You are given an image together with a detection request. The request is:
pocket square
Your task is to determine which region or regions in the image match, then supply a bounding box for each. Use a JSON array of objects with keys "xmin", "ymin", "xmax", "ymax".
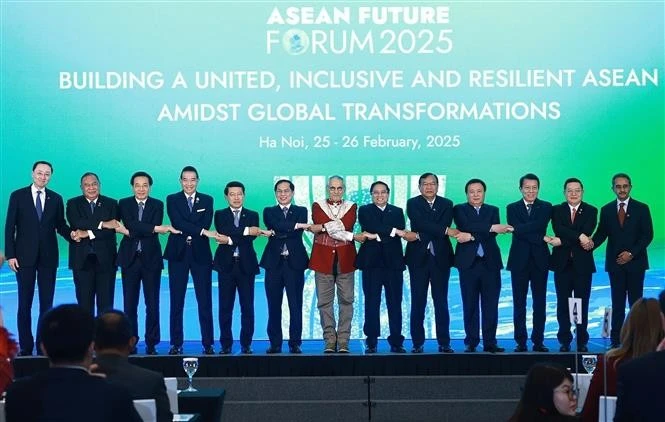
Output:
[{"xmin": 196, "ymin": 208, "xmax": 206, "ymax": 213}]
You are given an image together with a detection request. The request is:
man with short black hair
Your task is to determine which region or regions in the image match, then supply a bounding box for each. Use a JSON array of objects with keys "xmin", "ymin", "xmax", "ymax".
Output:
[
  {"xmin": 591, "ymin": 173, "xmax": 654, "ymax": 347},
  {"xmin": 92, "ymin": 310, "xmax": 173, "ymax": 422},
  {"xmin": 4, "ymin": 304, "xmax": 141, "ymax": 422},
  {"xmin": 547, "ymin": 177, "xmax": 597, "ymax": 353},
  {"xmin": 164, "ymin": 166, "xmax": 216, "ymax": 355},
  {"xmin": 507, "ymin": 173, "xmax": 552, "ymax": 353},
  {"xmin": 213, "ymin": 181, "xmax": 261, "ymax": 354},
  {"xmin": 453, "ymin": 179, "xmax": 512, "ymax": 353},
  {"xmin": 5, "ymin": 161, "xmax": 72, "ymax": 356},
  {"xmin": 260, "ymin": 179, "xmax": 310, "ymax": 354},
  {"xmin": 117, "ymin": 171, "xmax": 180, "ymax": 355}
]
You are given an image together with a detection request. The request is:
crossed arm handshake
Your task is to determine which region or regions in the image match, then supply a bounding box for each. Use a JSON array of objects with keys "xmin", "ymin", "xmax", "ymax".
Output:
[
  {"xmin": 69, "ymin": 219, "xmax": 181, "ymax": 242},
  {"xmin": 543, "ymin": 233, "xmax": 593, "ymax": 250}
]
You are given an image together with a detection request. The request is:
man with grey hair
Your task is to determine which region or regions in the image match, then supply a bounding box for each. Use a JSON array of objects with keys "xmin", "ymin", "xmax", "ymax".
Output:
[{"xmin": 308, "ymin": 176, "xmax": 365, "ymax": 353}]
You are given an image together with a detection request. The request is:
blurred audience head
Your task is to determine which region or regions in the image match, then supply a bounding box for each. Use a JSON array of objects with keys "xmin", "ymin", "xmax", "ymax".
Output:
[
  {"xmin": 607, "ymin": 297, "xmax": 664, "ymax": 364},
  {"xmin": 94, "ymin": 310, "xmax": 136, "ymax": 355},
  {"xmin": 509, "ymin": 362, "xmax": 577, "ymax": 421},
  {"xmin": 38, "ymin": 304, "xmax": 94, "ymax": 366}
]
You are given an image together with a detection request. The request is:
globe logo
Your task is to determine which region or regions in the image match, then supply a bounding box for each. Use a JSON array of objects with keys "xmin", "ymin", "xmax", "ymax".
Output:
[{"xmin": 282, "ymin": 29, "xmax": 309, "ymax": 55}]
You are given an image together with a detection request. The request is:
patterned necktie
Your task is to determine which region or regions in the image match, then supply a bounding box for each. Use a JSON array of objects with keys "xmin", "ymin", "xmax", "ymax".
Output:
[
  {"xmin": 618, "ymin": 202, "xmax": 626, "ymax": 227},
  {"xmin": 187, "ymin": 196, "xmax": 193, "ymax": 212},
  {"xmin": 90, "ymin": 200, "xmax": 95, "ymax": 215},
  {"xmin": 427, "ymin": 201, "xmax": 435, "ymax": 255},
  {"xmin": 233, "ymin": 209, "xmax": 240, "ymax": 256},
  {"xmin": 475, "ymin": 207, "xmax": 484, "ymax": 257},
  {"xmin": 35, "ymin": 190, "xmax": 43, "ymax": 221},
  {"xmin": 526, "ymin": 203, "xmax": 532, "ymax": 216},
  {"xmin": 137, "ymin": 201, "xmax": 144, "ymax": 252},
  {"xmin": 571, "ymin": 207, "xmax": 577, "ymax": 223},
  {"xmin": 281, "ymin": 207, "xmax": 289, "ymax": 254}
]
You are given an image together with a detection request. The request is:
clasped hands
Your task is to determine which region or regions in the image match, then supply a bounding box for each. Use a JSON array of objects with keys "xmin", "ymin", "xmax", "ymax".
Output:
[{"xmin": 543, "ymin": 233, "xmax": 597, "ymax": 251}]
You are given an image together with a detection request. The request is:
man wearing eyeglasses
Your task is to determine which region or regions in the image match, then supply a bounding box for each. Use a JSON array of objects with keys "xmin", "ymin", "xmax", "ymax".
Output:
[
  {"xmin": 260, "ymin": 180, "xmax": 310, "ymax": 354},
  {"xmin": 308, "ymin": 176, "xmax": 364, "ymax": 353},
  {"xmin": 546, "ymin": 177, "xmax": 597, "ymax": 353},
  {"xmin": 506, "ymin": 173, "xmax": 552, "ymax": 353},
  {"xmin": 590, "ymin": 173, "xmax": 653, "ymax": 348},
  {"xmin": 355, "ymin": 181, "xmax": 407, "ymax": 353}
]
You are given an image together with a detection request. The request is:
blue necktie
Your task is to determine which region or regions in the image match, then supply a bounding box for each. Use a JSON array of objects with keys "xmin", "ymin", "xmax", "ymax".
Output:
[
  {"xmin": 137, "ymin": 201, "xmax": 144, "ymax": 252},
  {"xmin": 526, "ymin": 203, "xmax": 532, "ymax": 216},
  {"xmin": 475, "ymin": 207, "xmax": 484, "ymax": 257},
  {"xmin": 35, "ymin": 191, "xmax": 43, "ymax": 221},
  {"xmin": 90, "ymin": 200, "xmax": 95, "ymax": 214},
  {"xmin": 427, "ymin": 201, "xmax": 435, "ymax": 256},
  {"xmin": 187, "ymin": 196, "xmax": 193, "ymax": 212}
]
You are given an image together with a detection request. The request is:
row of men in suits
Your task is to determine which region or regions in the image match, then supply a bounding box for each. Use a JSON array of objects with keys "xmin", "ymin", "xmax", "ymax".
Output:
[{"xmin": 4, "ymin": 162, "xmax": 653, "ymax": 355}]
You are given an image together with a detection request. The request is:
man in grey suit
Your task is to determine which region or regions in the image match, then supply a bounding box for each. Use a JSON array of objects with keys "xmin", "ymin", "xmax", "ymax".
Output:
[{"xmin": 92, "ymin": 310, "xmax": 173, "ymax": 422}]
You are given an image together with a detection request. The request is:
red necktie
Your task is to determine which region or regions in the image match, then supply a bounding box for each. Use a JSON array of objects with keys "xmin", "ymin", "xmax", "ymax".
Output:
[
  {"xmin": 618, "ymin": 202, "xmax": 626, "ymax": 227},
  {"xmin": 571, "ymin": 207, "xmax": 577, "ymax": 223}
]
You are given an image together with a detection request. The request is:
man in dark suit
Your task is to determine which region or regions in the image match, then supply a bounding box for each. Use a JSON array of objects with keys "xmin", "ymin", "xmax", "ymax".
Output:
[
  {"xmin": 404, "ymin": 173, "xmax": 457, "ymax": 353},
  {"xmin": 546, "ymin": 177, "xmax": 597, "ymax": 352},
  {"xmin": 67, "ymin": 172, "xmax": 120, "ymax": 316},
  {"xmin": 4, "ymin": 304, "xmax": 141, "ymax": 422},
  {"xmin": 117, "ymin": 171, "xmax": 180, "ymax": 355},
  {"xmin": 614, "ymin": 289, "xmax": 665, "ymax": 422},
  {"xmin": 453, "ymin": 179, "xmax": 512, "ymax": 353},
  {"xmin": 260, "ymin": 179, "xmax": 310, "ymax": 354},
  {"xmin": 93, "ymin": 310, "xmax": 173, "ymax": 422},
  {"xmin": 506, "ymin": 173, "xmax": 552, "ymax": 353},
  {"xmin": 590, "ymin": 173, "xmax": 654, "ymax": 347},
  {"xmin": 356, "ymin": 181, "xmax": 407, "ymax": 353},
  {"xmin": 213, "ymin": 181, "xmax": 261, "ymax": 354},
  {"xmin": 4, "ymin": 161, "xmax": 72, "ymax": 356},
  {"xmin": 163, "ymin": 166, "xmax": 216, "ymax": 355}
]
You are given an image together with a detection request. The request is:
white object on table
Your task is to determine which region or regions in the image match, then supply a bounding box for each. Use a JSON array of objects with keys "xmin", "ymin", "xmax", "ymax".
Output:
[
  {"xmin": 133, "ymin": 399, "xmax": 157, "ymax": 422},
  {"xmin": 572, "ymin": 373, "xmax": 593, "ymax": 408},
  {"xmin": 598, "ymin": 395, "xmax": 617, "ymax": 422},
  {"xmin": 164, "ymin": 377, "xmax": 179, "ymax": 414}
]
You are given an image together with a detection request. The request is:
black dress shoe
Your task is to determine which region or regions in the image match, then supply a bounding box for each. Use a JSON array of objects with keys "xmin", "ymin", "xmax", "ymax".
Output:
[
  {"xmin": 411, "ymin": 345, "xmax": 424, "ymax": 353},
  {"xmin": 266, "ymin": 346, "xmax": 282, "ymax": 354},
  {"xmin": 365, "ymin": 345, "xmax": 377, "ymax": 354},
  {"xmin": 390, "ymin": 345, "xmax": 406, "ymax": 353},
  {"xmin": 146, "ymin": 346, "xmax": 158, "ymax": 355},
  {"xmin": 168, "ymin": 345, "xmax": 183, "ymax": 355},
  {"xmin": 289, "ymin": 345, "xmax": 302, "ymax": 354},
  {"xmin": 483, "ymin": 345, "xmax": 505, "ymax": 353},
  {"xmin": 464, "ymin": 345, "xmax": 476, "ymax": 353},
  {"xmin": 578, "ymin": 345, "xmax": 589, "ymax": 353},
  {"xmin": 202, "ymin": 346, "xmax": 215, "ymax": 355},
  {"xmin": 610, "ymin": 342, "xmax": 620, "ymax": 349},
  {"xmin": 219, "ymin": 347, "xmax": 232, "ymax": 355},
  {"xmin": 514, "ymin": 344, "xmax": 528, "ymax": 352},
  {"xmin": 532, "ymin": 344, "xmax": 549, "ymax": 353},
  {"xmin": 559, "ymin": 344, "xmax": 571, "ymax": 353},
  {"xmin": 17, "ymin": 349, "xmax": 32, "ymax": 357},
  {"xmin": 438, "ymin": 345, "xmax": 454, "ymax": 353},
  {"xmin": 241, "ymin": 346, "xmax": 253, "ymax": 354}
]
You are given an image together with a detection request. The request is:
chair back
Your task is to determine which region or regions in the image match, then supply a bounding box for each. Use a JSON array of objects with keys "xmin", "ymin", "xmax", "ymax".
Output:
[
  {"xmin": 164, "ymin": 377, "xmax": 179, "ymax": 414},
  {"xmin": 133, "ymin": 398, "xmax": 157, "ymax": 422}
]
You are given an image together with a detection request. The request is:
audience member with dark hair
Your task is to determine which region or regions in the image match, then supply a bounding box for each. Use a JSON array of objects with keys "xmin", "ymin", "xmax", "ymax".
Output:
[
  {"xmin": 580, "ymin": 297, "xmax": 664, "ymax": 422},
  {"xmin": 92, "ymin": 310, "xmax": 173, "ymax": 422},
  {"xmin": 508, "ymin": 362, "xmax": 579, "ymax": 421},
  {"xmin": 4, "ymin": 304, "xmax": 141, "ymax": 422},
  {"xmin": 615, "ymin": 289, "xmax": 665, "ymax": 421}
]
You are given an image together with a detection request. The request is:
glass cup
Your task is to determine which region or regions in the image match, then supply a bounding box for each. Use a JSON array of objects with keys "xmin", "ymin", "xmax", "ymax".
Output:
[
  {"xmin": 182, "ymin": 357, "xmax": 199, "ymax": 392},
  {"xmin": 582, "ymin": 354, "xmax": 597, "ymax": 375}
]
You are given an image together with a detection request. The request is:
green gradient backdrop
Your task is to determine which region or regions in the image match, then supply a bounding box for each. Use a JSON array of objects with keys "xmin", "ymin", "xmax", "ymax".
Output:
[{"xmin": 1, "ymin": 1, "xmax": 663, "ymax": 342}]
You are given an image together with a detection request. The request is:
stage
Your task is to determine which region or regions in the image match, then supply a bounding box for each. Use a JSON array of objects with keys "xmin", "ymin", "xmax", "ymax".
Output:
[{"xmin": 13, "ymin": 338, "xmax": 604, "ymax": 379}]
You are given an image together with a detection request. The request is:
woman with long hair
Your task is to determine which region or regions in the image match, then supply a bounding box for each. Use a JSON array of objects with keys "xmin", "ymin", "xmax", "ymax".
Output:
[
  {"xmin": 580, "ymin": 297, "xmax": 664, "ymax": 422},
  {"xmin": 509, "ymin": 362, "xmax": 579, "ymax": 421}
]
